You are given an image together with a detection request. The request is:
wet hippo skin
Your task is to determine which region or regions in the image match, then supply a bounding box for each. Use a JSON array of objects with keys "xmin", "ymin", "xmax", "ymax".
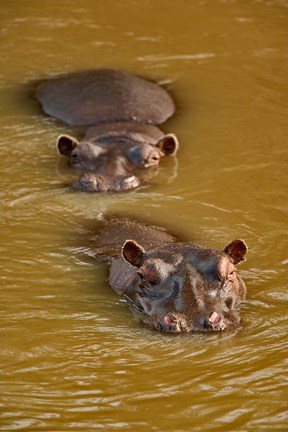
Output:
[
  {"xmin": 36, "ymin": 69, "xmax": 178, "ymax": 192},
  {"xmin": 93, "ymin": 218, "xmax": 248, "ymax": 333}
]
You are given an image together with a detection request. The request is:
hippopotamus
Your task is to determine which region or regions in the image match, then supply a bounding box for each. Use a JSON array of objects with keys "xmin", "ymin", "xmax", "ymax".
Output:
[
  {"xmin": 36, "ymin": 69, "xmax": 178, "ymax": 192},
  {"xmin": 93, "ymin": 218, "xmax": 248, "ymax": 333}
]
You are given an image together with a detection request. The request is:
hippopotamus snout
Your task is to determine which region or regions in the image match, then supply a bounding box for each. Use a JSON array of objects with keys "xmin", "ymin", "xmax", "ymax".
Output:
[
  {"xmin": 72, "ymin": 172, "xmax": 140, "ymax": 192},
  {"xmin": 159, "ymin": 311, "xmax": 228, "ymax": 333},
  {"xmin": 134, "ymin": 301, "xmax": 236, "ymax": 334},
  {"xmin": 141, "ymin": 303, "xmax": 240, "ymax": 334}
]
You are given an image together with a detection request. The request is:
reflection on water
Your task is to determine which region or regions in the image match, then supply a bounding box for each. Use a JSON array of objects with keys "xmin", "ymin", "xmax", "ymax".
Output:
[
  {"xmin": 0, "ymin": 0, "xmax": 288, "ymax": 431},
  {"xmin": 137, "ymin": 53, "xmax": 216, "ymax": 61}
]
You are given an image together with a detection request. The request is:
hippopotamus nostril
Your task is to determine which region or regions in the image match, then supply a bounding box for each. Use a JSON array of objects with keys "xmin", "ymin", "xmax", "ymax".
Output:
[
  {"xmin": 161, "ymin": 313, "xmax": 189, "ymax": 333},
  {"xmin": 72, "ymin": 172, "xmax": 101, "ymax": 192},
  {"xmin": 121, "ymin": 175, "xmax": 140, "ymax": 190},
  {"xmin": 163, "ymin": 313, "xmax": 175, "ymax": 326},
  {"xmin": 209, "ymin": 311, "xmax": 221, "ymax": 324},
  {"xmin": 204, "ymin": 312, "xmax": 227, "ymax": 331}
]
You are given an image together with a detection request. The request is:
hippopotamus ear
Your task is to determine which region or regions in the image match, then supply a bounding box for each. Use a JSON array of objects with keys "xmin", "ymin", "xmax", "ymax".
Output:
[
  {"xmin": 57, "ymin": 134, "xmax": 79, "ymax": 156},
  {"xmin": 122, "ymin": 240, "xmax": 146, "ymax": 267},
  {"xmin": 156, "ymin": 134, "xmax": 179, "ymax": 156},
  {"xmin": 224, "ymin": 239, "xmax": 248, "ymax": 264}
]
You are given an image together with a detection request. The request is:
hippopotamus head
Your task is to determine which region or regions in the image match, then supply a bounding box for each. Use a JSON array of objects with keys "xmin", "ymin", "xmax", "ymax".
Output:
[
  {"xmin": 111, "ymin": 238, "xmax": 248, "ymax": 333},
  {"xmin": 56, "ymin": 124, "xmax": 178, "ymax": 192}
]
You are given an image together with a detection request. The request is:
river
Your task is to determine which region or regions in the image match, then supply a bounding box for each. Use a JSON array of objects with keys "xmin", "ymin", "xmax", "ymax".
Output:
[{"xmin": 0, "ymin": 1, "xmax": 287, "ymax": 431}]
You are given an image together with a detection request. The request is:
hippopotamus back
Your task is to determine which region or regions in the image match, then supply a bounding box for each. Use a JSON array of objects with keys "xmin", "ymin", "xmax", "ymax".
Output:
[{"xmin": 36, "ymin": 69, "xmax": 175, "ymax": 127}]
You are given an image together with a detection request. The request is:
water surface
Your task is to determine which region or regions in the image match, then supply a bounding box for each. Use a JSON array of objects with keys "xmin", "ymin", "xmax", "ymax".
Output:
[{"xmin": 0, "ymin": 1, "xmax": 287, "ymax": 431}]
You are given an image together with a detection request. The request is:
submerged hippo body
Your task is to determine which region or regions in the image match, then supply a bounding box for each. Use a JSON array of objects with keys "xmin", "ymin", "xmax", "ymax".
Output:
[
  {"xmin": 93, "ymin": 219, "xmax": 248, "ymax": 333},
  {"xmin": 36, "ymin": 69, "xmax": 178, "ymax": 192}
]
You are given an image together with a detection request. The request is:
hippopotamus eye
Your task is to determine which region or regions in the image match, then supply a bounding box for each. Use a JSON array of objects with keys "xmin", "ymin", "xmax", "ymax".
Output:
[
  {"xmin": 137, "ymin": 270, "xmax": 144, "ymax": 280},
  {"xmin": 228, "ymin": 271, "xmax": 236, "ymax": 282},
  {"xmin": 151, "ymin": 154, "xmax": 160, "ymax": 162},
  {"xmin": 136, "ymin": 265, "xmax": 160, "ymax": 285},
  {"xmin": 218, "ymin": 258, "xmax": 237, "ymax": 284},
  {"xmin": 136, "ymin": 271, "xmax": 149, "ymax": 289}
]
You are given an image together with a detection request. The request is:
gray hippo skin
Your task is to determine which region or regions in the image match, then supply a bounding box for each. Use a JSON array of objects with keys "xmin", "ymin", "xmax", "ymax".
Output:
[
  {"xmin": 36, "ymin": 69, "xmax": 178, "ymax": 192},
  {"xmin": 93, "ymin": 219, "xmax": 248, "ymax": 333}
]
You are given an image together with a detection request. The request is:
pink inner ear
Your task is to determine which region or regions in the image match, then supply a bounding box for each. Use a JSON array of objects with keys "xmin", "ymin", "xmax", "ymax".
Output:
[
  {"xmin": 122, "ymin": 240, "xmax": 145, "ymax": 267},
  {"xmin": 57, "ymin": 135, "xmax": 78, "ymax": 156},
  {"xmin": 162, "ymin": 136, "xmax": 175, "ymax": 154},
  {"xmin": 157, "ymin": 134, "xmax": 178, "ymax": 155},
  {"xmin": 224, "ymin": 239, "xmax": 248, "ymax": 264}
]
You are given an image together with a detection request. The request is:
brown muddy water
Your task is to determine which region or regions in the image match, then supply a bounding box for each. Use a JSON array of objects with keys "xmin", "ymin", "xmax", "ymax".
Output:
[{"xmin": 0, "ymin": 1, "xmax": 287, "ymax": 431}]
